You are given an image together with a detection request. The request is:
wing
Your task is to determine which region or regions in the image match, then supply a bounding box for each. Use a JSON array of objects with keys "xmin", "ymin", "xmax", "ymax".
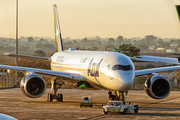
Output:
[
  {"xmin": 3, "ymin": 53, "xmax": 51, "ymax": 62},
  {"xmin": 0, "ymin": 64, "xmax": 80, "ymax": 84},
  {"xmin": 135, "ymin": 66, "xmax": 180, "ymax": 76},
  {"xmin": 129, "ymin": 55, "xmax": 180, "ymax": 64}
]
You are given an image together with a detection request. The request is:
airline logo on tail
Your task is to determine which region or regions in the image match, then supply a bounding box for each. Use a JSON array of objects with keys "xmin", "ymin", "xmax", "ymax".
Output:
[
  {"xmin": 55, "ymin": 27, "xmax": 58, "ymax": 51},
  {"xmin": 176, "ymin": 5, "xmax": 180, "ymax": 21},
  {"xmin": 53, "ymin": 4, "xmax": 64, "ymax": 52}
]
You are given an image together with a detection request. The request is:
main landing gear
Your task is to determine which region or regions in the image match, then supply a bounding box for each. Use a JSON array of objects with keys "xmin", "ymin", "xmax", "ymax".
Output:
[{"xmin": 47, "ymin": 78, "xmax": 64, "ymax": 102}]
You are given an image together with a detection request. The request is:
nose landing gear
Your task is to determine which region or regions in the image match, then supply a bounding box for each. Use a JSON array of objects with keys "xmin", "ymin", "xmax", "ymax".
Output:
[{"xmin": 108, "ymin": 90, "xmax": 127, "ymax": 102}]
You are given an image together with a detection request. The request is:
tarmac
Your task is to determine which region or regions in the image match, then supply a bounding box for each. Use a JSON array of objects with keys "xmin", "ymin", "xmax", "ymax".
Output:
[{"xmin": 0, "ymin": 88, "xmax": 180, "ymax": 120}]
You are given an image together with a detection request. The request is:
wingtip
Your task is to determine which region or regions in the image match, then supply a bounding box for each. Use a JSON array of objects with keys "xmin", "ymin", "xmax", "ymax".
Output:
[{"xmin": 3, "ymin": 53, "xmax": 11, "ymax": 56}]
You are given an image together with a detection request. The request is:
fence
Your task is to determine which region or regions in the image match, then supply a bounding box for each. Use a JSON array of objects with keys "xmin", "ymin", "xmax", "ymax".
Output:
[{"xmin": 0, "ymin": 72, "xmax": 15, "ymax": 88}]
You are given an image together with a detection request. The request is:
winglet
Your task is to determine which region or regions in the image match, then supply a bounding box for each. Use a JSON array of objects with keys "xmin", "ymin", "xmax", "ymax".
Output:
[
  {"xmin": 114, "ymin": 47, "xmax": 120, "ymax": 53},
  {"xmin": 53, "ymin": 4, "xmax": 64, "ymax": 52}
]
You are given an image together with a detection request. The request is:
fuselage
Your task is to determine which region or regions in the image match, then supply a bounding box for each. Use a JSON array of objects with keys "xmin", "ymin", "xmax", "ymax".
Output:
[{"xmin": 50, "ymin": 50, "xmax": 135, "ymax": 91}]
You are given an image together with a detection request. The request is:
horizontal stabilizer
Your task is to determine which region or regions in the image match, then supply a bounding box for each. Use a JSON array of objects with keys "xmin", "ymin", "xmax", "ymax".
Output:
[{"xmin": 3, "ymin": 53, "xmax": 51, "ymax": 62}]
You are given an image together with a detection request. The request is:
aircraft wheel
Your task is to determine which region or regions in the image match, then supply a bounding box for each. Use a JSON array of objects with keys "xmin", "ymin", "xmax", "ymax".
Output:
[
  {"xmin": 134, "ymin": 105, "xmax": 139, "ymax": 113},
  {"xmin": 49, "ymin": 94, "xmax": 53, "ymax": 102},
  {"xmin": 57, "ymin": 94, "xmax": 63, "ymax": 102},
  {"xmin": 123, "ymin": 108, "xmax": 128, "ymax": 114},
  {"xmin": 103, "ymin": 109, "xmax": 108, "ymax": 114},
  {"xmin": 60, "ymin": 94, "xmax": 63, "ymax": 102}
]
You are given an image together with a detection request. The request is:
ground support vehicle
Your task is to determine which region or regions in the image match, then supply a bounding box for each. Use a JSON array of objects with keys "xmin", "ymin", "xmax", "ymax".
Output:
[
  {"xmin": 103, "ymin": 101, "xmax": 139, "ymax": 114},
  {"xmin": 80, "ymin": 96, "xmax": 92, "ymax": 108}
]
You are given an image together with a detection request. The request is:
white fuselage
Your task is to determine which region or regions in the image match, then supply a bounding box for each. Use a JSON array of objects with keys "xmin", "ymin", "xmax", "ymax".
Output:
[{"xmin": 50, "ymin": 50, "xmax": 135, "ymax": 91}]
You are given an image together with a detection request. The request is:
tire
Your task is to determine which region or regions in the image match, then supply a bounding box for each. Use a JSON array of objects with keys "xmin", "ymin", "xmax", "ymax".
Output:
[
  {"xmin": 57, "ymin": 94, "xmax": 63, "ymax": 102},
  {"xmin": 60, "ymin": 94, "xmax": 63, "ymax": 102},
  {"xmin": 50, "ymin": 94, "xmax": 53, "ymax": 102},
  {"xmin": 57, "ymin": 94, "xmax": 60, "ymax": 102},
  {"xmin": 134, "ymin": 105, "xmax": 139, "ymax": 113},
  {"xmin": 134, "ymin": 109, "xmax": 138, "ymax": 113},
  {"xmin": 123, "ymin": 109, "xmax": 127, "ymax": 114},
  {"xmin": 103, "ymin": 109, "xmax": 108, "ymax": 114}
]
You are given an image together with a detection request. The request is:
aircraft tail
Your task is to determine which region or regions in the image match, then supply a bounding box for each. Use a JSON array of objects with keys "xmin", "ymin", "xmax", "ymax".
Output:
[
  {"xmin": 176, "ymin": 5, "xmax": 180, "ymax": 21},
  {"xmin": 53, "ymin": 4, "xmax": 64, "ymax": 52}
]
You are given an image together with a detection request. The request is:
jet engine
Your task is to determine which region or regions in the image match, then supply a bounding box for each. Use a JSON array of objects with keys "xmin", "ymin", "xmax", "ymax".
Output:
[
  {"xmin": 20, "ymin": 73, "xmax": 46, "ymax": 98},
  {"xmin": 144, "ymin": 73, "xmax": 171, "ymax": 99}
]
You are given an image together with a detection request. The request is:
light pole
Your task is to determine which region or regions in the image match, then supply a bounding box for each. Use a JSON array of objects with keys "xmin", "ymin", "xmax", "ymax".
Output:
[{"xmin": 15, "ymin": 0, "xmax": 18, "ymax": 87}]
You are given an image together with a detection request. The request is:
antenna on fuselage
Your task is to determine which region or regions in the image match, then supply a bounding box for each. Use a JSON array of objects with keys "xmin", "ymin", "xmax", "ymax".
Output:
[{"xmin": 53, "ymin": 4, "xmax": 64, "ymax": 52}]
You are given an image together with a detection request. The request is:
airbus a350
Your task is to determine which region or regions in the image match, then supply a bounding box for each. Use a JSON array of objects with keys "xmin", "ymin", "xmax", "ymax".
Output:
[{"xmin": 1, "ymin": 4, "xmax": 180, "ymax": 102}]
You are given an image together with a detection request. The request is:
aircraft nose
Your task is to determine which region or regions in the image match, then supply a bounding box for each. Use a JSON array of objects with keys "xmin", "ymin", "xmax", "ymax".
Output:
[
  {"xmin": 117, "ymin": 71, "xmax": 135, "ymax": 91},
  {"xmin": 121, "ymin": 79, "xmax": 133, "ymax": 90}
]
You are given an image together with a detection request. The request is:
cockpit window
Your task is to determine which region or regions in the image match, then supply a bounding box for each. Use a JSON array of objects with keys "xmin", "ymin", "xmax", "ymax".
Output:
[{"xmin": 112, "ymin": 64, "xmax": 132, "ymax": 71}]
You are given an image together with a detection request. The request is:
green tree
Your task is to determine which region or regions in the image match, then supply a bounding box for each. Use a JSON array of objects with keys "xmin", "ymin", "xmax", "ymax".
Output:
[
  {"xmin": 175, "ymin": 70, "xmax": 180, "ymax": 84},
  {"xmin": 135, "ymin": 75, "xmax": 147, "ymax": 85},
  {"xmin": 91, "ymin": 46, "xmax": 98, "ymax": 51},
  {"xmin": 28, "ymin": 37, "xmax": 34, "ymax": 42},
  {"xmin": 137, "ymin": 45, "xmax": 148, "ymax": 51},
  {"xmin": 105, "ymin": 44, "xmax": 114, "ymax": 51},
  {"xmin": 162, "ymin": 42, "xmax": 170, "ymax": 48},
  {"xmin": 108, "ymin": 38, "xmax": 115, "ymax": 43},
  {"xmin": 33, "ymin": 50, "xmax": 46, "ymax": 57},
  {"xmin": 156, "ymin": 39, "xmax": 164, "ymax": 45},
  {"xmin": 95, "ymin": 36, "xmax": 101, "ymax": 41},
  {"xmin": 116, "ymin": 35, "xmax": 123, "ymax": 44},
  {"xmin": 82, "ymin": 37, "xmax": 88, "ymax": 44},
  {"xmin": 39, "ymin": 38, "xmax": 47, "ymax": 43},
  {"xmin": 64, "ymin": 41, "xmax": 73, "ymax": 46},
  {"xmin": 73, "ymin": 40, "xmax": 77, "ymax": 44},
  {"xmin": 43, "ymin": 44, "xmax": 54, "ymax": 49},
  {"xmin": 34, "ymin": 43, "xmax": 41, "ymax": 50},
  {"xmin": 119, "ymin": 44, "xmax": 140, "ymax": 57},
  {"xmin": 144, "ymin": 35, "xmax": 157, "ymax": 44},
  {"xmin": 170, "ymin": 39, "xmax": 176, "ymax": 44}
]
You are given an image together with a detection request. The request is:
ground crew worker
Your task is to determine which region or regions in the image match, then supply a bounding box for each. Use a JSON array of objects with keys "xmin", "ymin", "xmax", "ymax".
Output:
[{"xmin": 108, "ymin": 90, "xmax": 113, "ymax": 101}]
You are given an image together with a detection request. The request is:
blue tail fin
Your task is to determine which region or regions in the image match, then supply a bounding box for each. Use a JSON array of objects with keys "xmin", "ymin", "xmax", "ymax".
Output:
[{"xmin": 53, "ymin": 4, "xmax": 64, "ymax": 52}]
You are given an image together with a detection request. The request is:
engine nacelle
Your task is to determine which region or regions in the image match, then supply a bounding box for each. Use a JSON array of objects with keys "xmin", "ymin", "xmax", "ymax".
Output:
[
  {"xmin": 20, "ymin": 73, "xmax": 46, "ymax": 98},
  {"xmin": 144, "ymin": 73, "xmax": 171, "ymax": 99}
]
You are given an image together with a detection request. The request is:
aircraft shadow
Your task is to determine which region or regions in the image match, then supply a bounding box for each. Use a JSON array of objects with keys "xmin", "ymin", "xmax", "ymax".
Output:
[
  {"xmin": 85, "ymin": 112, "xmax": 180, "ymax": 120},
  {"xmin": 132, "ymin": 113, "xmax": 180, "ymax": 117},
  {"xmin": 140, "ymin": 106, "xmax": 180, "ymax": 111}
]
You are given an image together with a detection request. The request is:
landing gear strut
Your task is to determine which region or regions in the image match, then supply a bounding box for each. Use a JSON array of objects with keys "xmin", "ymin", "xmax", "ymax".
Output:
[
  {"xmin": 119, "ymin": 92, "xmax": 125, "ymax": 101},
  {"xmin": 47, "ymin": 78, "xmax": 64, "ymax": 102},
  {"xmin": 108, "ymin": 91, "xmax": 127, "ymax": 102}
]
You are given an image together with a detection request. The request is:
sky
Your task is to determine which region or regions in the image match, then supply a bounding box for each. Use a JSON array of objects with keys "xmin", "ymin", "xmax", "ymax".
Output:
[{"xmin": 0, "ymin": 0, "xmax": 180, "ymax": 39}]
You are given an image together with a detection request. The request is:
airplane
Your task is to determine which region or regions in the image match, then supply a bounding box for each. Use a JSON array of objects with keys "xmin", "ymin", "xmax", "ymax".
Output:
[
  {"xmin": 1, "ymin": 4, "xmax": 180, "ymax": 102},
  {"xmin": 0, "ymin": 113, "xmax": 17, "ymax": 120}
]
